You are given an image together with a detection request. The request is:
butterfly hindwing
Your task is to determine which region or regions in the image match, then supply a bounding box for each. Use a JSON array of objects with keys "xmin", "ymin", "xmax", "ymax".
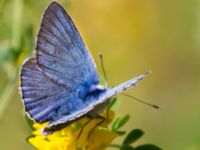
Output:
[{"xmin": 21, "ymin": 58, "xmax": 89, "ymax": 123}]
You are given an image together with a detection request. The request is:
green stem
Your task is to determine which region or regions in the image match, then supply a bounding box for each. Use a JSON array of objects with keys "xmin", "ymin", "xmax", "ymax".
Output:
[
  {"xmin": 0, "ymin": 80, "xmax": 16, "ymax": 118},
  {"xmin": 11, "ymin": 0, "xmax": 23, "ymax": 50},
  {"xmin": 0, "ymin": 0, "xmax": 24, "ymax": 119},
  {"xmin": 0, "ymin": 63, "xmax": 18, "ymax": 118}
]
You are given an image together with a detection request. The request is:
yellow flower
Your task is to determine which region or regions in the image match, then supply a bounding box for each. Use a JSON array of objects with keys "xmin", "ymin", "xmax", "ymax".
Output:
[
  {"xmin": 29, "ymin": 122, "xmax": 76, "ymax": 150},
  {"xmin": 28, "ymin": 110, "xmax": 118, "ymax": 150}
]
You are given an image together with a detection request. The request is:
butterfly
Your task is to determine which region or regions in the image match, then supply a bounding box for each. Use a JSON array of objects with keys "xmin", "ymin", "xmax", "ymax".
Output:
[{"xmin": 20, "ymin": 1, "xmax": 150, "ymax": 135}]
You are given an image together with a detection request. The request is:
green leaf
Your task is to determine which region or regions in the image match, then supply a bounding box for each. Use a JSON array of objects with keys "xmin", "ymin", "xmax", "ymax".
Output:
[
  {"xmin": 109, "ymin": 144, "xmax": 121, "ymax": 148},
  {"xmin": 112, "ymin": 114, "xmax": 130, "ymax": 132},
  {"xmin": 108, "ymin": 97, "xmax": 117, "ymax": 109},
  {"xmin": 24, "ymin": 114, "xmax": 34, "ymax": 130},
  {"xmin": 135, "ymin": 144, "xmax": 162, "ymax": 150},
  {"xmin": 121, "ymin": 146, "xmax": 136, "ymax": 150},
  {"xmin": 123, "ymin": 129, "xmax": 144, "ymax": 146},
  {"xmin": 112, "ymin": 118, "xmax": 120, "ymax": 131}
]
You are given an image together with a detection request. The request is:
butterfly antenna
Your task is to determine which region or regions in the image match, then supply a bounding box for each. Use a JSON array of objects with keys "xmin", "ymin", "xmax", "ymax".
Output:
[
  {"xmin": 121, "ymin": 93, "xmax": 159, "ymax": 109},
  {"xmin": 99, "ymin": 52, "xmax": 108, "ymax": 87}
]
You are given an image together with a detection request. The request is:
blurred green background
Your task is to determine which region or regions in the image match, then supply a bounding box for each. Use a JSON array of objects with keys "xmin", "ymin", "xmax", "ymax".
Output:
[{"xmin": 1, "ymin": 0, "xmax": 200, "ymax": 149}]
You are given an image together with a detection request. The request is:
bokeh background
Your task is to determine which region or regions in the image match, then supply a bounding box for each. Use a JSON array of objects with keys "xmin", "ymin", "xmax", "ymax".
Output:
[{"xmin": 0, "ymin": 0, "xmax": 200, "ymax": 149}]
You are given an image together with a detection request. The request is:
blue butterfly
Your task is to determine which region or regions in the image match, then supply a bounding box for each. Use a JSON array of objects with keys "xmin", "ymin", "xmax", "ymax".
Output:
[{"xmin": 20, "ymin": 1, "xmax": 150, "ymax": 135}]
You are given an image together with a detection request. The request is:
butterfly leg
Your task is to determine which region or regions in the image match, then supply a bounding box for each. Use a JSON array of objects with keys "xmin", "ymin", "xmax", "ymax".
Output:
[
  {"xmin": 106, "ymin": 106, "xmax": 109, "ymax": 124},
  {"xmin": 105, "ymin": 98, "xmax": 114, "ymax": 124},
  {"xmin": 77, "ymin": 117, "xmax": 93, "ymax": 140},
  {"xmin": 87, "ymin": 115, "xmax": 105, "ymax": 140}
]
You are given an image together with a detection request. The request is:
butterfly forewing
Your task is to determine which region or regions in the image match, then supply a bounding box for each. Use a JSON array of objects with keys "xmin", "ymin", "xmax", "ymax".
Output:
[{"xmin": 36, "ymin": 2, "xmax": 98, "ymax": 91}]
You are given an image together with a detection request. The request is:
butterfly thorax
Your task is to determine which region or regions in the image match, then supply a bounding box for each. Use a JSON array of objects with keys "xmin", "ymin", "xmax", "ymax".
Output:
[
  {"xmin": 88, "ymin": 84, "xmax": 106, "ymax": 93},
  {"xmin": 84, "ymin": 84, "xmax": 106, "ymax": 100}
]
